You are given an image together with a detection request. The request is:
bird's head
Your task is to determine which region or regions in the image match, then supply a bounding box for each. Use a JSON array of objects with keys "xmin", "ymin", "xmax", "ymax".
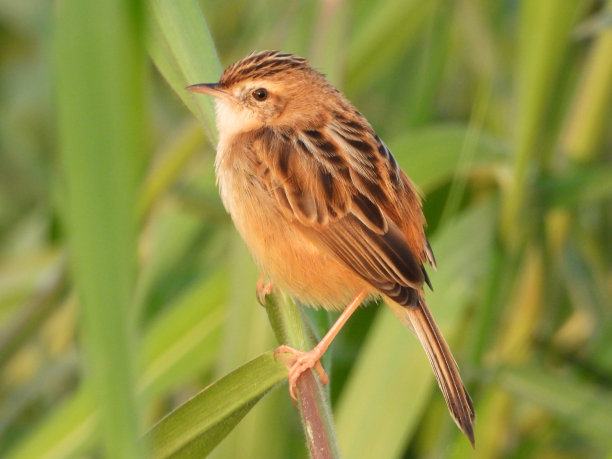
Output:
[{"xmin": 188, "ymin": 50, "xmax": 333, "ymax": 137}]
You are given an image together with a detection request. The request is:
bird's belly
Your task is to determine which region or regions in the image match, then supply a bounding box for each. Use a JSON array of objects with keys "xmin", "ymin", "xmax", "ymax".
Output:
[{"xmin": 221, "ymin": 175, "xmax": 368, "ymax": 310}]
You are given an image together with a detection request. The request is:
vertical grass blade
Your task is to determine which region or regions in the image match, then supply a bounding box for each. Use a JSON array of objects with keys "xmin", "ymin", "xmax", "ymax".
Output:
[
  {"xmin": 148, "ymin": 0, "xmax": 221, "ymax": 140},
  {"xmin": 501, "ymin": 0, "xmax": 582, "ymax": 247},
  {"xmin": 562, "ymin": 7, "xmax": 612, "ymax": 160},
  {"xmin": 56, "ymin": 0, "xmax": 146, "ymax": 457}
]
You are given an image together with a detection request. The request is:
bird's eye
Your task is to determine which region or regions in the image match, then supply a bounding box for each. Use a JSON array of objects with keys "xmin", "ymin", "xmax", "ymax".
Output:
[{"xmin": 252, "ymin": 88, "xmax": 268, "ymax": 101}]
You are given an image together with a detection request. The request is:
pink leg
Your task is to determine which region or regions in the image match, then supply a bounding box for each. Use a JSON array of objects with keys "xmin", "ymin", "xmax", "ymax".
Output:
[{"xmin": 275, "ymin": 288, "xmax": 369, "ymax": 400}]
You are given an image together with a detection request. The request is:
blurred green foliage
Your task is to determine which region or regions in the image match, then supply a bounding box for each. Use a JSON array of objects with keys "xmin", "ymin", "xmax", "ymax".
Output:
[{"xmin": 1, "ymin": 0, "xmax": 612, "ymax": 457}]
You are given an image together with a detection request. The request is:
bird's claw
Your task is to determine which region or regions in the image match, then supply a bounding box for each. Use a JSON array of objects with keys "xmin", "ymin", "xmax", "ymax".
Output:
[
  {"xmin": 256, "ymin": 274, "xmax": 274, "ymax": 306},
  {"xmin": 274, "ymin": 345, "xmax": 329, "ymax": 401}
]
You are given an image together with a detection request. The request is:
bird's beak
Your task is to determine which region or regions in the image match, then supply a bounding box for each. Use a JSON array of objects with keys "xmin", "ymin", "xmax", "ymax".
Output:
[{"xmin": 186, "ymin": 83, "xmax": 231, "ymax": 101}]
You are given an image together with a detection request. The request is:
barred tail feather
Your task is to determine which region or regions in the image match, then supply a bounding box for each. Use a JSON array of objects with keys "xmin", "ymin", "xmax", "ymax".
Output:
[{"xmin": 405, "ymin": 300, "xmax": 475, "ymax": 446}]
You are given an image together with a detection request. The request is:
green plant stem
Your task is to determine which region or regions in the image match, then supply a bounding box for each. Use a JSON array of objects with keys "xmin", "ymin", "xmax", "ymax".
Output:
[{"xmin": 264, "ymin": 291, "xmax": 340, "ymax": 459}]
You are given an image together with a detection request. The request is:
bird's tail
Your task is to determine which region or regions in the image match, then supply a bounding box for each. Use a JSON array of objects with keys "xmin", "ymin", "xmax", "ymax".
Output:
[{"xmin": 404, "ymin": 299, "xmax": 475, "ymax": 446}]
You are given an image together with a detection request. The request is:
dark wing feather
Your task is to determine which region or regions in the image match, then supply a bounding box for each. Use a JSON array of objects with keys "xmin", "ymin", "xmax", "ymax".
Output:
[
  {"xmin": 252, "ymin": 124, "xmax": 429, "ymax": 301},
  {"xmin": 305, "ymin": 215, "xmax": 424, "ymax": 302}
]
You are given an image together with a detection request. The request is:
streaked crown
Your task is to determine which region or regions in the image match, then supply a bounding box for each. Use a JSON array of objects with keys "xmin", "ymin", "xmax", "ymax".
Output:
[{"xmin": 219, "ymin": 50, "xmax": 313, "ymax": 87}]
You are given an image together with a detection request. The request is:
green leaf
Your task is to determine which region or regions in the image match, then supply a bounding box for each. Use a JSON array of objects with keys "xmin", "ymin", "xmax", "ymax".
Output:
[
  {"xmin": 502, "ymin": 0, "xmax": 583, "ymax": 246},
  {"xmin": 139, "ymin": 273, "xmax": 227, "ymax": 399},
  {"xmin": 56, "ymin": 0, "xmax": 146, "ymax": 456},
  {"xmin": 389, "ymin": 124, "xmax": 507, "ymax": 192},
  {"xmin": 543, "ymin": 164, "xmax": 612, "ymax": 207},
  {"xmin": 144, "ymin": 352, "xmax": 287, "ymax": 458},
  {"xmin": 7, "ymin": 388, "xmax": 96, "ymax": 459},
  {"xmin": 346, "ymin": 0, "xmax": 435, "ymax": 92},
  {"xmin": 148, "ymin": 0, "xmax": 221, "ymax": 142},
  {"xmin": 500, "ymin": 365, "xmax": 612, "ymax": 449},
  {"xmin": 562, "ymin": 7, "xmax": 612, "ymax": 160},
  {"xmin": 6, "ymin": 274, "xmax": 226, "ymax": 459}
]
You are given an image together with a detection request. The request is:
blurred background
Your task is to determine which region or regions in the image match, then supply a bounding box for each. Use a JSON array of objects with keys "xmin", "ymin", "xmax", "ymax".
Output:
[{"xmin": 1, "ymin": 0, "xmax": 612, "ymax": 457}]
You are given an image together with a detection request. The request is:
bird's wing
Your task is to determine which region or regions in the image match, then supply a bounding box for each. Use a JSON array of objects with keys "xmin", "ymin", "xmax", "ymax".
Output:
[{"xmin": 252, "ymin": 123, "xmax": 433, "ymax": 303}]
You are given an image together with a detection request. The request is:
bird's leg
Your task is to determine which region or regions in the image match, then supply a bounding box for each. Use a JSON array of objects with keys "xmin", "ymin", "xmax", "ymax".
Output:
[
  {"xmin": 275, "ymin": 288, "xmax": 369, "ymax": 401},
  {"xmin": 256, "ymin": 273, "xmax": 274, "ymax": 306}
]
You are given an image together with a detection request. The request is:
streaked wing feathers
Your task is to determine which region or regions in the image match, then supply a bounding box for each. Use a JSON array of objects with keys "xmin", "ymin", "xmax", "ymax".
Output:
[
  {"xmin": 252, "ymin": 123, "xmax": 429, "ymax": 296},
  {"xmin": 307, "ymin": 216, "xmax": 424, "ymax": 297}
]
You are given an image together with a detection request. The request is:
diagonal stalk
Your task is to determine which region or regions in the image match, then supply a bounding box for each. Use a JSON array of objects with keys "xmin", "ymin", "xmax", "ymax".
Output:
[{"xmin": 264, "ymin": 290, "xmax": 340, "ymax": 459}]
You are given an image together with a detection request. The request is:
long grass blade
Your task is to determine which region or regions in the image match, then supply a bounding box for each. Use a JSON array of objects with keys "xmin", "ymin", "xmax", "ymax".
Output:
[
  {"xmin": 56, "ymin": 0, "xmax": 146, "ymax": 456},
  {"xmin": 144, "ymin": 352, "xmax": 287, "ymax": 458}
]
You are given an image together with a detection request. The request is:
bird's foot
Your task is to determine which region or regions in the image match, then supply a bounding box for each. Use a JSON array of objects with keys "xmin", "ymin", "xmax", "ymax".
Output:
[{"xmin": 274, "ymin": 345, "xmax": 330, "ymax": 401}]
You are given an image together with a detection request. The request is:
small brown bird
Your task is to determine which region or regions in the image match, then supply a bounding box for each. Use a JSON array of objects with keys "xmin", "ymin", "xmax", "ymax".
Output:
[{"xmin": 188, "ymin": 50, "xmax": 475, "ymax": 444}]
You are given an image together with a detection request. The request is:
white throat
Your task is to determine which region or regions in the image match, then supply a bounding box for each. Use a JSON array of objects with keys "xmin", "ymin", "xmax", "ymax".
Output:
[{"xmin": 215, "ymin": 99, "xmax": 259, "ymax": 140}]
